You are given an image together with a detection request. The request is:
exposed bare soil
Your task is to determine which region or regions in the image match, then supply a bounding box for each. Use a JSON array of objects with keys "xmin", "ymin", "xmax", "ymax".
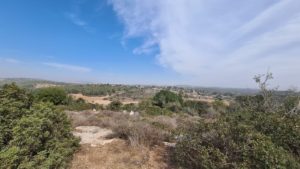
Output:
[
  {"xmin": 70, "ymin": 93, "xmax": 139, "ymax": 105},
  {"xmin": 35, "ymin": 83, "xmax": 59, "ymax": 88},
  {"xmin": 187, "ymin": 96, "xmax": 230, "ymax": 105},
  {"xmin": 73, "ymin": 126, "xmax": 117, "ymax": 146},
  {"xmin": 70, "ymin": 140, "xmax": 173, "ymax": 169},
  {"xmin": 69, "ymin": 111, "xmax": 175, "ymax": 169}
]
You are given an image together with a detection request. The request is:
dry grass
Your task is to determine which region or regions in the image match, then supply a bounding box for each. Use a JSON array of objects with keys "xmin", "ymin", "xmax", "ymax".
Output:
[
  {"xmin": 147, "ymin": 116, "xmax": 178, "ymax": 130},
  {"xmin": 67, "ymin": 110, "xmax": 199, "ymax": 168},
  {"xmin": 70, "ymin": 94, "xmax": 112, "ymax": 105},
  {"xmin": 70, "ymin": 140, "xmax": 174, "ymax": 169},
  {"xmin": 93, "ymin": 112, "xmax": 170, "ymax": 147},
  {"xmin": 67, "ymin": 110, "xmax": 173, "ymax": 147},
  {"xmin": 112, "ymin": 121, "xmax": 167, "ymax": 147},
  {"xmin": 67, "ymin": 110, "xmax": 199, "ymax": 147},
  {"xmin": 34, "ymin": 83, "xmax": 59, "ymax": 88},
  {"xmin": 67, "ymin": 110, "xmax": 103, "ymax": 127}
]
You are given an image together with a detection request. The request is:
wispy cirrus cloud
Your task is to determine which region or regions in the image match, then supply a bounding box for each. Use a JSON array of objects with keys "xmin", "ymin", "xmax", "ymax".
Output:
[
  {"xmin": 65, "ymin": 12, "xmax": 95, "ymax": 33},
  {"xmin": 65, "ymin": 0, "xmax": 95, "ymax": 33},
  {"xmin": 0, "ymin": 57, "xmax": 20, "ymax": 64},
  {"xmin": 65, "ymin": 13, "xmax": 87, "ymax": 27},
  {"xmin": 43, "ymin": 62, "xmax": 91, "ymax": 73},
  {"xmin": 109, "ymin": 0, "xmax": 300, "ymax": 88}
]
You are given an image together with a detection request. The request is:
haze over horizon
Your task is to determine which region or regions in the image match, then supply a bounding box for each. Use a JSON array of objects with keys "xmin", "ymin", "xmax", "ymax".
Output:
[{"xmin": 1, "ymin": 0, "xmax": 300, "ymax": 89}]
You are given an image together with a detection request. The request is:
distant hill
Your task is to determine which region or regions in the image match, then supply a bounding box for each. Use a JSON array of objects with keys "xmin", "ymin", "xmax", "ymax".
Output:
[
  {"xmin": 3, "ymin": 78, "xmax": 296, "ymax": 97},
  {"xmin": 0, "ymin": 78, "xmax": 65, "ymax": 89}
]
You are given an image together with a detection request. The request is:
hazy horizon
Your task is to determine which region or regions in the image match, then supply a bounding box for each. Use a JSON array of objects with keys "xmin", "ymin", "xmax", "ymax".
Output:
[{"xmin": 1, "ymin": 0, "xmax": 300, "ymax": 89}]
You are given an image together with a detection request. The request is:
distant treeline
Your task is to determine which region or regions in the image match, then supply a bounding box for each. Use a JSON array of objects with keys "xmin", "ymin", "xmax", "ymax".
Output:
[{"xmin": 62, "ymin": 84, "xmax": 137, "ymax": 96}]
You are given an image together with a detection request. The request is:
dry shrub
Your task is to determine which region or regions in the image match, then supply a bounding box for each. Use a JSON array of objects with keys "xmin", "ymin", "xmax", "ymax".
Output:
[
  {"xmin": 94, "ymin": 111, "xmax": 131, "ymax": 128},
  {"xmin": 95, "ymin": 112, "xmax": 171, "ymax": 147},
  {"xmin": 175, "ymin": 114, "xmax": 200, "ymax": 133},
  {"xmin": 66, "ymin": 111, "xmax": 100, "ymax": 127},
  {"xmin": 112, "ymin": 120, "xmax": 167, "ymax": 147},
  {"xmin": 68, "ymin": 110, "xmax": 177, "ymax": 147},
  {"xmin": 150, "ymin": 115, "xmax": 177, "ymax": 130}
]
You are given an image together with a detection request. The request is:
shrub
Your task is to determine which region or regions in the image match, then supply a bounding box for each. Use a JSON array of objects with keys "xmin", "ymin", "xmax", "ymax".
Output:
[
  {"xmin": 173, "ymin": 118, "xmax": 300, "ymax": 169},
  {"xmin": 113, "ymin": 121, "xmax": 166, "ymax": 147},
  {"xmin": 59, "ymin": 97, "xmax": 103, "ymax": 111},
  {"xmin": 89, "ymin": 111, "xmax": 171, "ymax": 147},
  {"xmin": 144, "ymin": 105, "xmax": 172, "ymax": 116},
  {"xmin": 173, "ymin": 73, "xmax": 300, "ymax": 168},
  {"xmin": 183, "ymin": 100, "xmax": 210, "ymax": 116},
  {"xmin": 123, "ymin": 103, "xmax": 138, "ymax": 111},
  {"xmin": 34, "ymin": 87, "xmax": 67, "ymax": 105},
  {"xmin": 153, "ymin": 90, "xmax": 183, "ymax": 108},
  {"xmin": 0, "ymin": 84, "xmax": 79, "ymax": 168},
  {"xmin": 0, "ymin": 83, "xmax": 33, "ymax": 148},
  {"xmin": 107, "ymin": 100, "xmax": 123, "ymax": 111}
]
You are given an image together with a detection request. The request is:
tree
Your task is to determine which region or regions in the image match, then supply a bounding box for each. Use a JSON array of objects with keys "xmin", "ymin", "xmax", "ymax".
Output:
[{"xmin": 253, "ymin": 72, "xmax": 277, "ymax": 112}]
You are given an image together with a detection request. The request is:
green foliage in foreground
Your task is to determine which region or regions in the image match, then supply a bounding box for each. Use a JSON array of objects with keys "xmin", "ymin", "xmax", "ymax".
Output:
[
  {"xmin": 0, "ymin": 83, "xmax": 79, "ymax": 169},
  {"xmin": 173, "ymin": 94, "xmax": 300, "ymax": 169}
]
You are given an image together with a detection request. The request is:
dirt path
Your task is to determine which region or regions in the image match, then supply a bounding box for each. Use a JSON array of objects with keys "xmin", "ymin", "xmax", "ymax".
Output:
[
  {"xmin": 70, "ymin": 140, "xmax": 173, "ymax": 169},
  {"xmin": 73, "ymin": 126, "xmax": 117, "ymax": 147}
]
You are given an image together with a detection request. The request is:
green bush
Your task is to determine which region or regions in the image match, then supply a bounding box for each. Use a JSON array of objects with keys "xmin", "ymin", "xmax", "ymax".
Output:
[
  {"xmin": 34, "ymin": 87, "xmax": 67, "ymax": 105},
  {"xmin": 0, "ymin": 84, "xmax": 79, "ymax": 168},
  {"xmin": 173, "ymin": 117, "xmax": 300, "ymax": 169},
  {"xmin": 58, "ymin": 97, "xmax": 103, "ymax": 111},
  {"xmin": 144, "ymin": 105, "xmax": 172, "ymax": 116},
  {"xmin": 183, "ymin": 100, "xmax": 210, "ymax": 116},
  {"xmin": 153, "ymin": 90, "xmax": 183, "ymax": 108},
  {"xmin": 123, "ymin": 103, "xmax": 138, "ymax": 111},
  {"xmin": 107, "ymin": 100, "xmax": 123, "ymax": 111},
  {"xmin": 174, "ymin": 74, "xmax": 300, "ymax": 169}
]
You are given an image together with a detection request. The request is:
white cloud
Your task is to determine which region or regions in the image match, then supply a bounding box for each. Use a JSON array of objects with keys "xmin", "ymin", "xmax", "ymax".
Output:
[
  {"xmin": 43, "ymin": 62, "xmax": 91, "ymax": 73},
  {"xmin": 109, "ymin": 0, "xmax": 300, "ymax": 88}
]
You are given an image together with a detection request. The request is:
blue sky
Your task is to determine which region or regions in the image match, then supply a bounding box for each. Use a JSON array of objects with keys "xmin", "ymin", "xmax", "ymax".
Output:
[{"xmin": 1, "ymin": 0, "xmax": 300, "ymax": 89}]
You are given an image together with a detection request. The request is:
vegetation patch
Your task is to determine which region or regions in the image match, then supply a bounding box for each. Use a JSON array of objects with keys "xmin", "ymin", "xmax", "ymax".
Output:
[{"xmin": 0, "ymin": 83, "xmax": 79, "ymax": 168}]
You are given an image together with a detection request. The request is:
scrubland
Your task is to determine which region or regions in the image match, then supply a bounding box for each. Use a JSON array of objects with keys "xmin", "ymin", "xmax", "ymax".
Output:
[{"xmin": 1, "ymin": 74, "xmax": 300, "ymax": 169}]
